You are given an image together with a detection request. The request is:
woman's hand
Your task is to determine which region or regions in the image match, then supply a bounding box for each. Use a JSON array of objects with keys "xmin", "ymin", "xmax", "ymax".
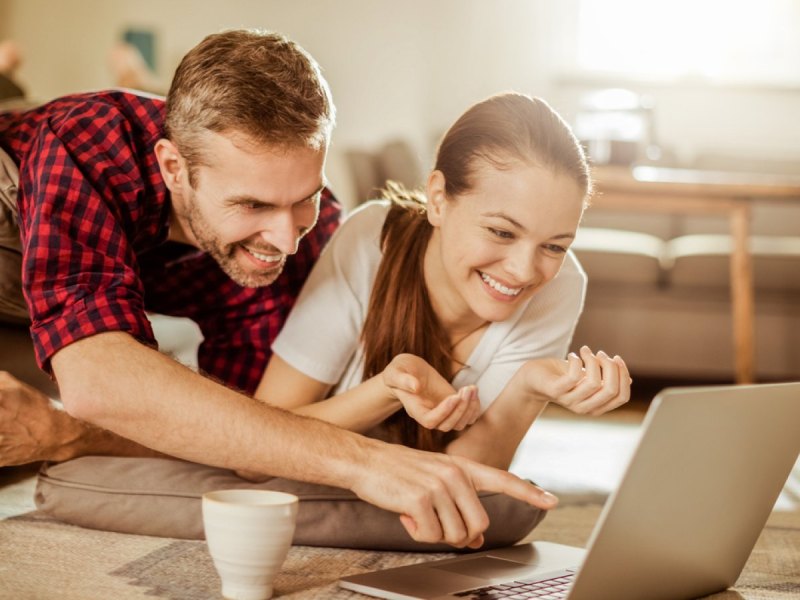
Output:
[
  {"xmin": 382, "ymin": 354, "xmax": 481, "ymax": 432},
  {"xmin": 523, "ymin": 346, "xmax": 632, "ymax": 416}
]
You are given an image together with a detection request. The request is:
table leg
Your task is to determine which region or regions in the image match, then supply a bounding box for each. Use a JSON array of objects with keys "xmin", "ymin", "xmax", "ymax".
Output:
[{"xmin": 730, "ymin": 201, "xmax": 755, "ymax": 384}]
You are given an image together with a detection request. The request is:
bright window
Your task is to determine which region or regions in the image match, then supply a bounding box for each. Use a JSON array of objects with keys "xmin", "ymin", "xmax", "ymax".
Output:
[{"xmin": 576, "ymin": 0, "xmax": 800, "ymax": 85}]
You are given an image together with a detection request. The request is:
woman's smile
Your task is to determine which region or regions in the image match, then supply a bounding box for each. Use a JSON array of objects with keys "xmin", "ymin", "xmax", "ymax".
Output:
[{"xmin": 478, "ymin": 271, "xmax": 525, "ymax": 300}]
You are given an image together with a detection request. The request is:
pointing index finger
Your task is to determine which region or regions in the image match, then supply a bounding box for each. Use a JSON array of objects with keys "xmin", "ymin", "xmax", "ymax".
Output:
[{"xmin": 464, "ymin": 459, "xmax": 559, "ymax": 510}]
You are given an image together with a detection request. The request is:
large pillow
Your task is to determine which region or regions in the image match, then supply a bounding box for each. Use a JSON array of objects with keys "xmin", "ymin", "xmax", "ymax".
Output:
[{"xmin": 35, "ymin": 456, "xmax": 547, "ymax": 551}]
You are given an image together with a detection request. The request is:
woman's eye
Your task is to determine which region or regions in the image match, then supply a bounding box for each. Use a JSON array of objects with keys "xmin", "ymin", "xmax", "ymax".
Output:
[
  {"xmin": 488, "ymin": 227, "xmax": 514, "ymax": 240},
  {"xmin": 544, "ymin": 243, "xmax": 568, "ymax": 254}
]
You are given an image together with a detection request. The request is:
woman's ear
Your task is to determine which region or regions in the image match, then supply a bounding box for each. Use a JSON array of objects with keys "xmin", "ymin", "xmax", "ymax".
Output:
[
  {"xmin": 426, "ymin": 170, "xmax": 447, "ymax": 226},
  {"xmin": 154, "ymin": 138, "xmax": 187, "ymax": 194}
]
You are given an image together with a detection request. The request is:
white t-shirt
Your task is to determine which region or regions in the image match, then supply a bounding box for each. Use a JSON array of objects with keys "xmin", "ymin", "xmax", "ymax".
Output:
[{"xmin": 272, "ymin": 200, "xmax": 587, "ymax": 411}]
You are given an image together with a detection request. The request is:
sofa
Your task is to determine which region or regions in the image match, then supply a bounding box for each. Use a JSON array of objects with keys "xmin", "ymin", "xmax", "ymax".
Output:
[{"xmin": 571, "ymin": 203, "xmax": 800, "ymax": 381}]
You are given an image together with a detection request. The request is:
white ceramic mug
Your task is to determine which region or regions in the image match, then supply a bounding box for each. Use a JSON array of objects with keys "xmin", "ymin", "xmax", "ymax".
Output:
[{"xmin": 202, "ymin": 489, "xmax": 299, "ymax": 600}]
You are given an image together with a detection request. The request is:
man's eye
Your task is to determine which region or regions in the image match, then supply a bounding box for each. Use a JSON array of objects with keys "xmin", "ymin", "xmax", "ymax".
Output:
[
  {"xmin": 488, "ymin": 228, "xmax": 514, "ymax": 240},
  {"xmin": 240, "ymin": 202, "xmax": 267, "ymax": 211}
]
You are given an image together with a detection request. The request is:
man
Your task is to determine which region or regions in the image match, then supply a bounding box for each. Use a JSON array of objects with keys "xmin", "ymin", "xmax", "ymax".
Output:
[{"xmin": 0, "ymin": 29, "xmax": 557, "ymax": 549}]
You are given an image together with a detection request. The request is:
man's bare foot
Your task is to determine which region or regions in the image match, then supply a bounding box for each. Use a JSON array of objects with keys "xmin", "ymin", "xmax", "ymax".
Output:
[
  {"xmin": 0, "ymin": 371, "xmax": 63, "ymax": 466},
  {"xmin": 0, "ymin": 40, "xmax": 22, "ymax": 76},
  {"xmin": 108, "ymin": 41, "xmax": 162, "ymax": 93}
]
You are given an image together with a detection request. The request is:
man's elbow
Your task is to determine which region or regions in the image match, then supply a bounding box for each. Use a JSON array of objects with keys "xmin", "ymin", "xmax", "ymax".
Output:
[
  {"xmin": 54, "ymin": 372, "xmax": 105, "ymax": 423},
  {"xmin": 51, "ymin": 343, "xmax": 111, "ymax": 424}
]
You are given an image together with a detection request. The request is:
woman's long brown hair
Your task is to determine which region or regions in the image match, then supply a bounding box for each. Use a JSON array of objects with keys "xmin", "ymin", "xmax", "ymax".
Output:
[{"xmin": 360, "ymin": 93, "xmax": 590, "ymax": 452}]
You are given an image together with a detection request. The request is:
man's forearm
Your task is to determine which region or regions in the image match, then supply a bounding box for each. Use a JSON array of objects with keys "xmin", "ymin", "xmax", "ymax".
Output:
[{"xmin": 51, "ymin": 332, "xmax": 372, "ymax": 488}]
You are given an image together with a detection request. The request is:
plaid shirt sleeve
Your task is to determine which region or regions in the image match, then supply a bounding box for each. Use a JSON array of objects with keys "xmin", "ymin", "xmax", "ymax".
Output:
[{"xmin": 17, "ymin": 103, "xmax": 158, "ymax": 371}]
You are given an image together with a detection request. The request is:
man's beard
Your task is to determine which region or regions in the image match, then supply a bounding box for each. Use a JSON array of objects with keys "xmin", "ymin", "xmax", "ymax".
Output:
[{"xmin": 184, "ymin": 203, "xmax": 284, "ymax": 289}]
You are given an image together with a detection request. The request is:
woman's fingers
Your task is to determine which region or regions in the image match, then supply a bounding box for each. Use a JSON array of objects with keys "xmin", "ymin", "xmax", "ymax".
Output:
[
  {"xmin": 597, "ymin": 350, "xmax": 620, "ymax": 396},
  {"xmin": 386, "ymin": 355, "xmax": 485, "ymax": 432},
  {"xmin": 555, "ymin": 347, "xmax": 632, "ymax": 415},
  {"xmin": 436, "ymin": 392, "xmax": 470, "ymax": 431},
  {"xmin": 416, "ymin": 393, "xmax": 460, "ymax": 429},
  {"xmin": 567, "ymin": 352, "xmax": 583, "ymax": 379},
  {"xmin": 434, "ymin": 386, "xmax": 476, "ymax": 431},
  {"xmin": 384, "ymin": 366, "xmax": 420, "ymax": 396},
  {"xmin": 572, "ymin": 350, "xmax": 619, "ymax": 413},
  {"xmin": 465, "ymin": 386, "xmax": 482, "ymax": 425},
  {"xmin": 590, "ymin": 355, "xmax": 632, "ymax": 415},
  {"xmin": 412, "ymin": 386, "xmax": 481, "ymax": 432},
  {"xmin": 575, "ymin": 352, "xmax": 632, "ymax": 415},
  {"xmin": 554, "ymin": 347, "xmax": 599, "ymax": 409},
  {"xmin": 615, "ymin": 354, "xmax": 632, "ymax": 385},
  {"xmin": 450, "ymin": 386, "xmax": 480, "ymax": 431},
  {"xmin": 551, "ymin": 353, "xmax": 585, "ymax": 395},
  {"xmin": 579, "ymin": 345, "xmax": 602, "ymax": 389}
]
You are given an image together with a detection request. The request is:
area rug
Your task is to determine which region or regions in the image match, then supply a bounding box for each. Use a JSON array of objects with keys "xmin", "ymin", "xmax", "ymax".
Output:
[{"xmin": 0, "ymin": 504, "xmax": 798, "ymax": 599}]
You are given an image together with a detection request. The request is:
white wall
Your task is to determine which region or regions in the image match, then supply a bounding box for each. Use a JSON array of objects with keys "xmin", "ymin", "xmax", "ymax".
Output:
[{"xmin": 2, "ymin": 0, "xmax": 799, "ymax": 208}]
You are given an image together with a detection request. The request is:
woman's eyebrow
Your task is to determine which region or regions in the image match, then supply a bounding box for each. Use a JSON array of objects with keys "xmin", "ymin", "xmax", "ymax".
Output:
[
  {"xmin": 482, "ymin": 212, "xmax": 575, "ymax": 240},
  {"xmin": 482, "ymin": 211, "xmax": 525, "ymax": 230}
]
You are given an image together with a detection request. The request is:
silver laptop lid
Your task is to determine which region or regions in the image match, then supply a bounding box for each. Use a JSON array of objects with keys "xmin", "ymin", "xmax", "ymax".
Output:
[{"xmin": 568, "ymin": 382, "xmax": 800, "ymax": 600}]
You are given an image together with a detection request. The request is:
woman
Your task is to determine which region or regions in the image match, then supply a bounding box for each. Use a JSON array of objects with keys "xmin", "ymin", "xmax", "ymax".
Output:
[{"xmin": 257, "ymin": 92, "xmax": 631, "ymax": 469}]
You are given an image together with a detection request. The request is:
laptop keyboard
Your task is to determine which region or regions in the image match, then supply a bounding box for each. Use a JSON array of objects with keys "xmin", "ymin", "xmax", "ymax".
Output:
[{"xmin": 453, "ymin": 570, "xmax": 575, "ymax": 599}]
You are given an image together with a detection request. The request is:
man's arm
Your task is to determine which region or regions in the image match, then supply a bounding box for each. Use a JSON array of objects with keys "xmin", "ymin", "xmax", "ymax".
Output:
[
  {"xmin": 0, "ymin": 371, "xmax": 163, "ymax": 465},
  {"xmin": 52, "ymin": 331, "xmax": 558, "ymax": 548}
]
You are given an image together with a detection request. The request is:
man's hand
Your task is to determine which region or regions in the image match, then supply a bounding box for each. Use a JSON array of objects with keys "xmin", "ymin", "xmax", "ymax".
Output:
[
  {"xmin": 351, "ymin": 441, "xmax": 558, "ymax": 549},
  {"xmin": 523, "ymin": 346, "xmax": 632, "ymax": 416},
  {"xmin": 0, "ymin": 371, "xmax": 65, "ymax": 465},
  {"xmin": 383, "ymin": 354, "xmax": 480, "ymax": 432}
]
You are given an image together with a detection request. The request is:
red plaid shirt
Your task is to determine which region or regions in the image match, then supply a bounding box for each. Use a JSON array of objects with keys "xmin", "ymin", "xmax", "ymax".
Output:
[{"xmin": 0, "ymin": 91, "xmax": 340, "ymax": 394}]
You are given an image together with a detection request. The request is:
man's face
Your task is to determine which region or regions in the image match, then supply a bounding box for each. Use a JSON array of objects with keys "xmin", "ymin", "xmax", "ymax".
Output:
[{"xmin": 164, "ymin": 131, "xmax": 326, "ymax": 288}]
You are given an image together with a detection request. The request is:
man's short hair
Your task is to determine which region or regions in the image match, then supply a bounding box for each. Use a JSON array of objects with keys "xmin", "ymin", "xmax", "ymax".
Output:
[{"xmin": 165, "ymin": 29, "xmax": 335, "ymax": 183}]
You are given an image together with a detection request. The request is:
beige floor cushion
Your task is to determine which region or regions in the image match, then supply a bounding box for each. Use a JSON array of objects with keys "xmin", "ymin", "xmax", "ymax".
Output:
[{"xmin": 35, "ymin": 456, "xmax": 547, "ymax": 551}]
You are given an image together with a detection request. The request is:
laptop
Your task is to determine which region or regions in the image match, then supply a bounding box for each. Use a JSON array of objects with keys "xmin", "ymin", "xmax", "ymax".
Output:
[{"xmin": 340, "ymin": 382, "xmax": 800, "ymax": 600}]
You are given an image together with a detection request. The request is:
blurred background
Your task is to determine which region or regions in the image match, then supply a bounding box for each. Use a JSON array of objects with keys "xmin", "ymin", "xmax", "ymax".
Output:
[
  {"xmin": 3, "ymin": 0, "xmax": 800, "ymax": 206},
  {"xmin": 2, "ymin": 0, "xmax": 799, "ymax": 384},
  {"xmin": 2, "ymin": 0, "xmax": 800, "ymax": 510}
]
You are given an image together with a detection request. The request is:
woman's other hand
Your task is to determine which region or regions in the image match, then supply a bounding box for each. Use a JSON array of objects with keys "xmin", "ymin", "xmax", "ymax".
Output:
[
  {"xmin": 523, "ymin": 346, "xmax": 632, "ymax": 416},
  {"xmin": 383, "ymin": 354, "xmax": 481, "ymax": 431}
]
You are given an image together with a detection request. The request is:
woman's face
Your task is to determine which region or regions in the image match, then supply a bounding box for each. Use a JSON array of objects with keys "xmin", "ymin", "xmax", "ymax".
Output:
[{"xmin": 424, "ymin": 158, "xmax": 585, "ymax": 328}]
